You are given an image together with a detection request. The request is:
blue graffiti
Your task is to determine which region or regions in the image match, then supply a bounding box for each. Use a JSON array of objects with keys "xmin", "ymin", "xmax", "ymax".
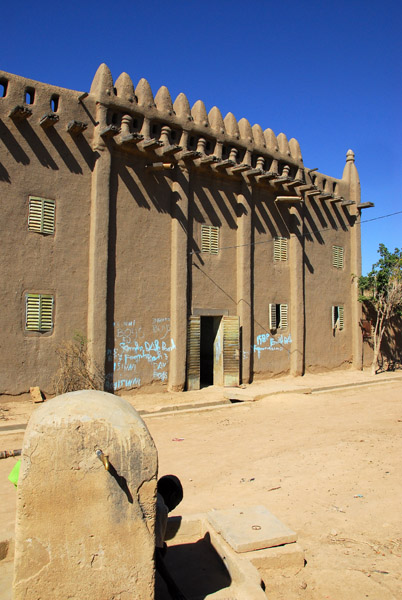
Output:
[
  {"xmin": 254, "ymin": 333, "xmax": 292, "ymax": 359},
  {"xmin": 111, "ymin": 319, "xmax": 175, "ymax": 390}
]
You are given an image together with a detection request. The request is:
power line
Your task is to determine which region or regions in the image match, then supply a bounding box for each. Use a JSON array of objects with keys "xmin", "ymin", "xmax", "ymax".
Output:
[{"xmin": 190, "ymin": 209, "xmax": 402, "ymax": 256}]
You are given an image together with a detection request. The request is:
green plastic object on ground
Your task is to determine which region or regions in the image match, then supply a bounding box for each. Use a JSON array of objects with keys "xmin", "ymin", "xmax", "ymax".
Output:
[{"xmin": 8, "ymin": 459, "xmax": 21, "ymax": 487}]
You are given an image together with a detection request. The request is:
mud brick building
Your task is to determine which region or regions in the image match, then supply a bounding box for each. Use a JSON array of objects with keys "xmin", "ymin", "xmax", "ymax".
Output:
[{"xmin": 0, "ymin": 64, "xmax": 374, "ymax": 395}]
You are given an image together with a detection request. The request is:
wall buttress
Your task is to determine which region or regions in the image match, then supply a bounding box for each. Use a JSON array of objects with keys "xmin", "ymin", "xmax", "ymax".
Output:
[
  {"xmin": 289, "ymin": 204, "xmax": 305, "ymax": 376},
  {"xmin": 236, "ymin": 185, "xmax": 253, "ymax": 383},
  {"xmin": 87, "ymin": 103, "xmax": 111, "ymax": 384},
  {"xmin": 168, "ymin": 165, "xmax": 190, "ymax": 391}
]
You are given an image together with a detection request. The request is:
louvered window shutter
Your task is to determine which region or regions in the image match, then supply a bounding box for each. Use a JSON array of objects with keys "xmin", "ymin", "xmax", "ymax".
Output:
[
  {"xmin": 332, "ymin": 246, "xmax": 344, "ymax": 269},
  {"xmin": 26, "ymin": 294, "xmax": 53, "ymax": 331},
  {"xmin": 269, "ymin": 303, "xmax": 277, "ymax": 329},
  {"xmin": 280, "ymin": 304, "xmax": 288, "ymax": 329},
  {"xmin": 274, "ymin": 237, "xmax": 288, "ymax": 261},
  {"xmin": 222, "ymin": 316, "xmax": 240, "ymax": 387},
  {"xmin": 338, "ymin": 306, "xmax": 344, "ymax": 330},
  {"xmin": 201, "ymin": 225, "xmax": 219, "ymax": 254},
  {"xmin": 186, "ymin": 316, "xmax": 201, "ymax": 390},
  {"xmin": 42, "ymin": 199, "xmax": 56, "ymax": 234},
  {"xmin": 28, "ymin": 197, "xmax": 55, "ymax": 234}
]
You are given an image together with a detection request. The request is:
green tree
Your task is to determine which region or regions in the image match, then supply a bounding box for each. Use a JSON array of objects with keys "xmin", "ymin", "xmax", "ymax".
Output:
[{"xmin": 359, "ymin": 244, "xmax": 402, "ymax": 374}]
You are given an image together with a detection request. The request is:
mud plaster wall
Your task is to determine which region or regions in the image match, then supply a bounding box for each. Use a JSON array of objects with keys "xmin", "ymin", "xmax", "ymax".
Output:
[
  {"xmin": 253, "ymin": 187, "xmax": 292, "ymax": 376},
  {"xmin": 0, "ymin": 65, "xmax": 363, "ymax": 395},
  {"xmin": 304, "ymin": 187, "xmax": 354, "ymax": 372},
  {"xmin": 0, "ymin": 72, "xmax": 94, "ymax": 394},
  {"xmin": 107, "ymin": 154, "xmax": 173, "ymax": 392},
  {"xmin": 190, "ymin": 174, "xmax": 238, "ymax": 313}
]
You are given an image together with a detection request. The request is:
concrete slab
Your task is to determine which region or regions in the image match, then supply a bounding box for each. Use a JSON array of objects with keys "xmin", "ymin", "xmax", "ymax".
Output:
[{"xmin": 207, "ymin": 505, "xmax": 297, "ymax": 553}]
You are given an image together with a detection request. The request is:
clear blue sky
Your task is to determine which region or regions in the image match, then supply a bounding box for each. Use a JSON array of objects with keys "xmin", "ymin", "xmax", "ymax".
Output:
[{"xmin": 2, "ymin": 0, "xmax": 401, "ymax": 273}]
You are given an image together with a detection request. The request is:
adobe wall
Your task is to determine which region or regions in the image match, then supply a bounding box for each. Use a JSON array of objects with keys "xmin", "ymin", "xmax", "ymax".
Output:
[
  {"xmin": 0, "ymin": 64, "xmax": 365, "ymax": 395},
  {"xmin": 0, "ymin": 70, "xmax": 94, "ymax": 395},
  {"xmin": 107, "ymin": 151, "xmax": 173, "ymax": 391}
]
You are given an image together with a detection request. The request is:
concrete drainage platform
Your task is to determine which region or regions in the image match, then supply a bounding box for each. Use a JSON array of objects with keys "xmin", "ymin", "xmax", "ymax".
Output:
[{"xmin": 160, "ymin": 506, "xmax": 304, "ymax": 599}]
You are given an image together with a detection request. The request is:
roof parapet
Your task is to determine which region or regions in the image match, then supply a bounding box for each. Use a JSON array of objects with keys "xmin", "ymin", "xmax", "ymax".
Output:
[
  {"xmin": 289, "ymin": 138, "xmax": 303, "ymax": 163},
  {"xmin": 173, "ymin": 93, "xmax": 192, "ymax": 120},
  {"xmin": 252, "ymin": 124, "xmax": 266, "ymax": 150},
  {"xmin": 90, "ymin": 63, "xmax": 114, "ymax": 97},
  {"xmin": 135, "ymin": 78, "xmax": 155, "ymax": 108},
  {"xmin": 264, "ymin": 128, "xmax": 279, "ymax": 152},
  {"xmin": 154, "ymin": 85, "xmax": 174, "ymax": 116},
  {"xmin": 277, "ymin": 133, "xmax": 291, "ymax": 156},
  {"xmin": 224, "ymin": 112, "xmax": 240, "ymax": 140},
  {"xmin": 208, "ymin": 106, "xmax": 225, "ymax": 135},
  {"xmin": 238, "ymin": 118, "xmax": 254, "ymax": 144},
  {"xmin": 191, "ymin": 100, "xmax": 209, "ymax": 128},
  {"xmin": 114, "ymin": 72, "xmax": 136, "ymax": 104}
]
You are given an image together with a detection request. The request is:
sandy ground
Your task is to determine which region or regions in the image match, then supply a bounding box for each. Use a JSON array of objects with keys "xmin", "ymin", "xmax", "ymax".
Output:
[{"xmin": 1, "ymin": 373, "xmax": 402, "ymax": 599}]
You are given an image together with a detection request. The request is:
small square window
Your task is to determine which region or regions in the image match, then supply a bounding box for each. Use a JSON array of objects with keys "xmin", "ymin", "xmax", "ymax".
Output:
[
  {"xmin": 274, "ymin": 237, "xmax": 288, "ymax": 262},
  {"xmin": 269, "ymin": 303, "xmax": 288, "ymax": 330},
  {"xmin": 201, "ymin": 225, "xmax": 219, "ymax": 255},
  {"xmin": 332, "ymin": 305, "xmax": 344, "ymax": 330},
  {"xmin": 28, "ymin": 197, "xmax": 55, "ymax": 235},
  {"xmin": 332, "ymin": 246, "xmax": 344, "ymax": 269},
  {"xmin": 25, "ymin": 294, "xmax": 54, "ymax": 332}
]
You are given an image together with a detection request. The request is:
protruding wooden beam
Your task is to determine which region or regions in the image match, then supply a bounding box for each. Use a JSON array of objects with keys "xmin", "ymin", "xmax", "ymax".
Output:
[
  {"xmin": 341, "ymin": 199, "xmax": 355, "ymax": 207},
  {"xmin": 67, "ymin": 120, "xmax": 88, "ymax": 135},
  {"xmin": 213, "ymin": 159, "xmax": 235, "ymax": 171},
  {"xmin": 140, "ymin": 138, "xmax": 163, "ymax": 150},
  {"xmin": 40, "ymin": 113, "xmax": 59, "ymax": 128},
  {"xmin": 357, "ymin": 202, "xmax": 374, "ymax": 209},
  {"xmin": 100, "ymin": 125, "xmax": 119, "ymax": 138},
  {"xmin": 9, "ymin": 105, "xmax": 32, "ymax": 120}
]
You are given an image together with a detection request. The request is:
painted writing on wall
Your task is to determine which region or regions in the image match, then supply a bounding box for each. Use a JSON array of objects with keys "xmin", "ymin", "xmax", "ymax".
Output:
[
  {"xmin": 106, "ymin": 318, "xmax": 174, "ymax": 391},
  {"xmin": 254, "ymin": 332, "xmax": 292, "ymax": 359}
]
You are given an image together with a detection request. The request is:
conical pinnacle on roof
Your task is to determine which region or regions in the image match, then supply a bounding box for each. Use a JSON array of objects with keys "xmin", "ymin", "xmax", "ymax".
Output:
[
  {"xmin": 173, "ymin": 93, "xmax": 192, "ymax": 120},
  {"xmin": 135, "ymin": 78, "xmax": 155, "ymax": 108},
  {"xmin": 114, "ymin": 72, "xmax": 136, "ymax": 103},
  {"xmin": 252, "ymin": 124, "xmax": 266, "ymax": 149},
  {"xmin": 90, "ymin": 63, "xmax": 114, "ymax": 96},
  {"xmin": 208, "ymin": 106, "xmax": 225, "ymax": 134},
  {"xmin": 277, "ymin": 133, "xmax": 291, "ymax": 156},
  {"xmin": 154, "ymin": 85, "xmax": 174, "ymax": 115},
  {"xmin": 238, "ymin": 118, "xmax": 254, "ymax": 144},
  {"xmin": 342, "ymin": 149, "xmax": 360, "ymax": 191},
  {"xmin": 191, "ymin": 100, "xmax": 209, "ymax": 127},
  {"xmin": 264, "ymin": 128, "xmax": 279, "ymax": 152},
  {"xmin": 289, "ymin": 138, "xmax": 303, "ymax": 163},
  {"xmin": 224, "ymin": 112, "xmax": 240, "ymax": 140}
]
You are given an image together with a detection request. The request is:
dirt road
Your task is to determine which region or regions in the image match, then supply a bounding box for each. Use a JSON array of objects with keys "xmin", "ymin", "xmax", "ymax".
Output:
[
  {"xmin": 147, "ymin": 381, "xmax": 402, "ymax": 599},
  {"xmin": 1, "ymin": 377, "xmax": 402, "ymax": 599}
]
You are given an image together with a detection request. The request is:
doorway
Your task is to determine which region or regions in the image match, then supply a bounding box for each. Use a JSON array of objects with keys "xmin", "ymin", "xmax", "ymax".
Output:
[
  {"xmin": 200, "ymin": 316, "xmax": 222, "ymax": 387},
  {"xmin": 186, "ymin": 315, "xmax": 240, "ymax": 390}
]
